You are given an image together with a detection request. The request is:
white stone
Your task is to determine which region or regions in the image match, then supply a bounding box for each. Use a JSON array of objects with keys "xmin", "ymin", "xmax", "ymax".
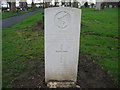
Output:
[
  {"xmin": 45, "ymin": 7, "xmax": 81, "ymax": 82},
  {"xmin": 95, "ymin": 2, "xmax": 102, "ymax": 10},
  {"xmin": 109, "ymin": 5, "xmax": 113, "ymax": 8},
  {"xmin": 89, "ymin": 5, "xmax": 92, "ymax": 8}
]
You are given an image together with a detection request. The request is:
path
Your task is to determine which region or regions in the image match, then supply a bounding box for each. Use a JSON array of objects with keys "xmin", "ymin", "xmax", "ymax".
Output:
[{"xmin": 1, "ymin": 9, "xmax": 44, "ymax": 29}]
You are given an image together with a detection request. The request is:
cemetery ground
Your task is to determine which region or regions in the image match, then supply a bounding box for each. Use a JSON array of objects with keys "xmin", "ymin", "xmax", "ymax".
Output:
[{"xmin": 2, "ymin": 8, "xmax": 118, "ymax": 88}]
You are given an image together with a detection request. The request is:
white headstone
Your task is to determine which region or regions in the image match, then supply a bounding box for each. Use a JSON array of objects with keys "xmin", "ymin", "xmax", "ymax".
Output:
[
  {"xmin": 45, "ymin": 7, "xmax": 81, "ymax": 82},
  {"xmin": 95, "ymin": 2, "xmax": 102, "ymax": 10},
  {"xmin": 109, "ymin": 5, "xmax": 112, "ymax": 8},
  {"xmin": 89, "ymin": 5, "xmax": 92, "ymax": 8}
]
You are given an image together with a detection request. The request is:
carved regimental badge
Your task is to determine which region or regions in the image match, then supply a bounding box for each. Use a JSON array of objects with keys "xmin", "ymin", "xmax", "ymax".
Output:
[{"xmin": 54, "ymin": 11, "xmax": 71, "ymax": 29}]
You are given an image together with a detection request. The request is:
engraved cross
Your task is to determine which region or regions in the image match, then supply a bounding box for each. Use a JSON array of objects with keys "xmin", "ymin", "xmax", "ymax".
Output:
[{"xmin": 56, "ymin": 44, "xmax": 68, "ymax": 63}]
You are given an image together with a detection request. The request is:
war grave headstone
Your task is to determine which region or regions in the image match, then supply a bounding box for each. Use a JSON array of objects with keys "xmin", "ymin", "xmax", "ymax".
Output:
[{"xmin": 45, "ymin": 7, "xmax": 81, "ymax": 88}]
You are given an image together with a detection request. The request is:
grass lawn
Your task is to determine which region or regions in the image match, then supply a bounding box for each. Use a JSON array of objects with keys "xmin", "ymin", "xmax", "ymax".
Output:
[
  {"xmin": 80, "ymin": 8, "xmax": 119, "ymax": 83},
  {"xmin": 2, "ymin": 12, "xmax": 44, "ymax": 88},
  {"xmin": 0, "ymin": 8, "xmax": 43, "ymax": 19},
  {"xmin": 2, "ymin": 8, "xmax": 119, "ymax": 88}
]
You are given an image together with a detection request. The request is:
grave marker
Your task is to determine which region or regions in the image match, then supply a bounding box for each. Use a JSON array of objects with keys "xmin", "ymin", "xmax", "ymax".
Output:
[{"xmin": 45, "ymin": 7, "xmax": 81, "ymax": 83}]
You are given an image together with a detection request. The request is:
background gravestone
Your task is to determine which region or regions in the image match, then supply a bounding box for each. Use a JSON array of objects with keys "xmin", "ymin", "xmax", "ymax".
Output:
[{"xmin": 45, "ymin": 7, "xmax": 81, "ymax": 82}]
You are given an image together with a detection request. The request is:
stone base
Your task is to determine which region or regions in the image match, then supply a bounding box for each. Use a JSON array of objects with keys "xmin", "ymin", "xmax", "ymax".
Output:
[{"xmin": 47, "ymin": 81, "xmax": 80, "ymax": 88}]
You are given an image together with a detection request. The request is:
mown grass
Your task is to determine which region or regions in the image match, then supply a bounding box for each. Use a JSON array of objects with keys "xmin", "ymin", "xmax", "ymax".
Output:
[
  {"xmin": 0, "ymin": 8, "xmax": 43, "ymax": 19},
  {"xmin": 2, "ymin": 12, "xmax": 44, "ymax": 88},
  {"xmin": 2, "ymin": 8, "xmax": 119, "ymax": 88},
  {"xmin": 80, "ymin": 8, "xmax": 119, "ymax": 83}
]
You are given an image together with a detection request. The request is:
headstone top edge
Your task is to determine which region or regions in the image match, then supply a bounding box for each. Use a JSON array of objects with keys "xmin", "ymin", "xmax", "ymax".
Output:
[{"xmin": 45, "ymin": 7, "xmax": 81, "ymax": 11}]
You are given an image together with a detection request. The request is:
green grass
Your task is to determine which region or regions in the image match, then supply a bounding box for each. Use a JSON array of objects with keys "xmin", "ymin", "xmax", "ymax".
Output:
[
  {"xmin": 2, "ymin": 12, "xmax": 44, "ymax": 88},
  {"xmin": 80, "ymin": 8, "xmax": 119, "ymax": 83},
  {"xmin": 2, "ymin": 8, "xmax": 119, "ymax": 88},
  {"xmin": 0, "ymin": 8, "xmax": 43, "ymax": 19}
]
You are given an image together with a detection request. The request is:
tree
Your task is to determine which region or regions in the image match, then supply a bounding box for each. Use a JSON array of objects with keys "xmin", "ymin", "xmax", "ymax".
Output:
[
  {"xmin": 19, "ymin": 0, "xmax": 28, "ymax": 11},
  {"xmin": 69, "ymin": 0, "xmax": 72, "ymax": 7},
  {"xmin": 72, "ymin": 0, "xmax": 78, "ymax": 8},
  {"xmin": 7, "ymin": 0, "xmax": 16, "ymax": 12},
  {"xmin": 54, "ymin": 0, "xmax": 58, "ymax": 7},
  {"xmin": 101, "ymin": 2, "xmax": 106, "ymax": 9},
  {"xmin": 43, "ymin": 0, "xmax": 51, "ymax": 8},
  {"xmin": 11, "ymin": 2, "xmax": 16, "ymax": 12},
  {"xmin": 61, "ymin": 0, "xmax": 65, "ymax": 6},
  {"xmin": 31, "ymin": 0, "xmax": 35, "ymax": 8},
  {"xmin": 84, "ymin": 2, "xmax": 88, "ymax": 7}
]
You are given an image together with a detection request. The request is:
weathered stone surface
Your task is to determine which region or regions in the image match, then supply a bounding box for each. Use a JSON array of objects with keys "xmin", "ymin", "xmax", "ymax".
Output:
[
  {"xmin": 47, "ymin": 81, "xmax": 80, "ymax": 88},
  {"xmin": 45, "ymin": 7, "xmax": 81, "ymax": 82}
]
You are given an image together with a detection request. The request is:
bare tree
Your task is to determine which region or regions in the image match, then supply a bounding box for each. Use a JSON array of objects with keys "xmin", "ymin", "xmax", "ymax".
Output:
[
  {"xmin": 7, "ymin": 0, "xmax": 16, "ymax": 12},
  {"xmin": 54, "ymin": 0, "xmax": 58, "ymax": 7},
  {"xmin": 61, "ymin": 0, "xmax": 65, "ymax": 6},
  {"xmin": 11, "ymin": 1, "xmax": 16, "ymax": 12},
  {"xmin": 43, "ymin": 0, "xmax": 51, "ymax": 8},
  {"xmin": 72, "ymin": 0, "xmax": 78, "ymax": 8},
  {"xmin": 31, "ymin": 0, "xmax": 35, "ymax": 8},
  {"xmin": 19, "ymin": 0, "xmax": 28, "ymax": 11},
  {"xmin": 69, "ymin": 0, "xmax": 71, "ymax": 7}
]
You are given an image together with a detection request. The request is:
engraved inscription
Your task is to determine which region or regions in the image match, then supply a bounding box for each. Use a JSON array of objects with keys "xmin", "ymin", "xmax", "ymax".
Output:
[
  {"xmin": 56, "ymin": 44, "xmax": 68, "ymax": 63},
  {"xmin": 54, "ymin": 11, "xmax": 71, "ymax": 29}
]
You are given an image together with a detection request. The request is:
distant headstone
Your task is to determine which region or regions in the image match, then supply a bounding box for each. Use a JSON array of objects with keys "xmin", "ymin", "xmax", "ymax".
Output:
[
  {"xmin": 45, "ymin": 7, "xmax": 81, "ymax": 83},
  {"xmin": 109, "ymin": 5, "xmax": 113, "ymax": 8},
  {"xmin": 95, "ymin": 2, "xmax": 102, "ymax": 10},
  {"xmin": 78, "ymin": 3, "xmax": 81, "ymax": 8},
  {"xmin": 93, "ymin": 5, "xmax": 95, "ymax": 8},
  {"xmin": 89, "ymin": 5, "xmax": 92, "ymax": 8},
  {"xmin": 104, "ymin": 6, "xmax": 107, "ymax": 8}
]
